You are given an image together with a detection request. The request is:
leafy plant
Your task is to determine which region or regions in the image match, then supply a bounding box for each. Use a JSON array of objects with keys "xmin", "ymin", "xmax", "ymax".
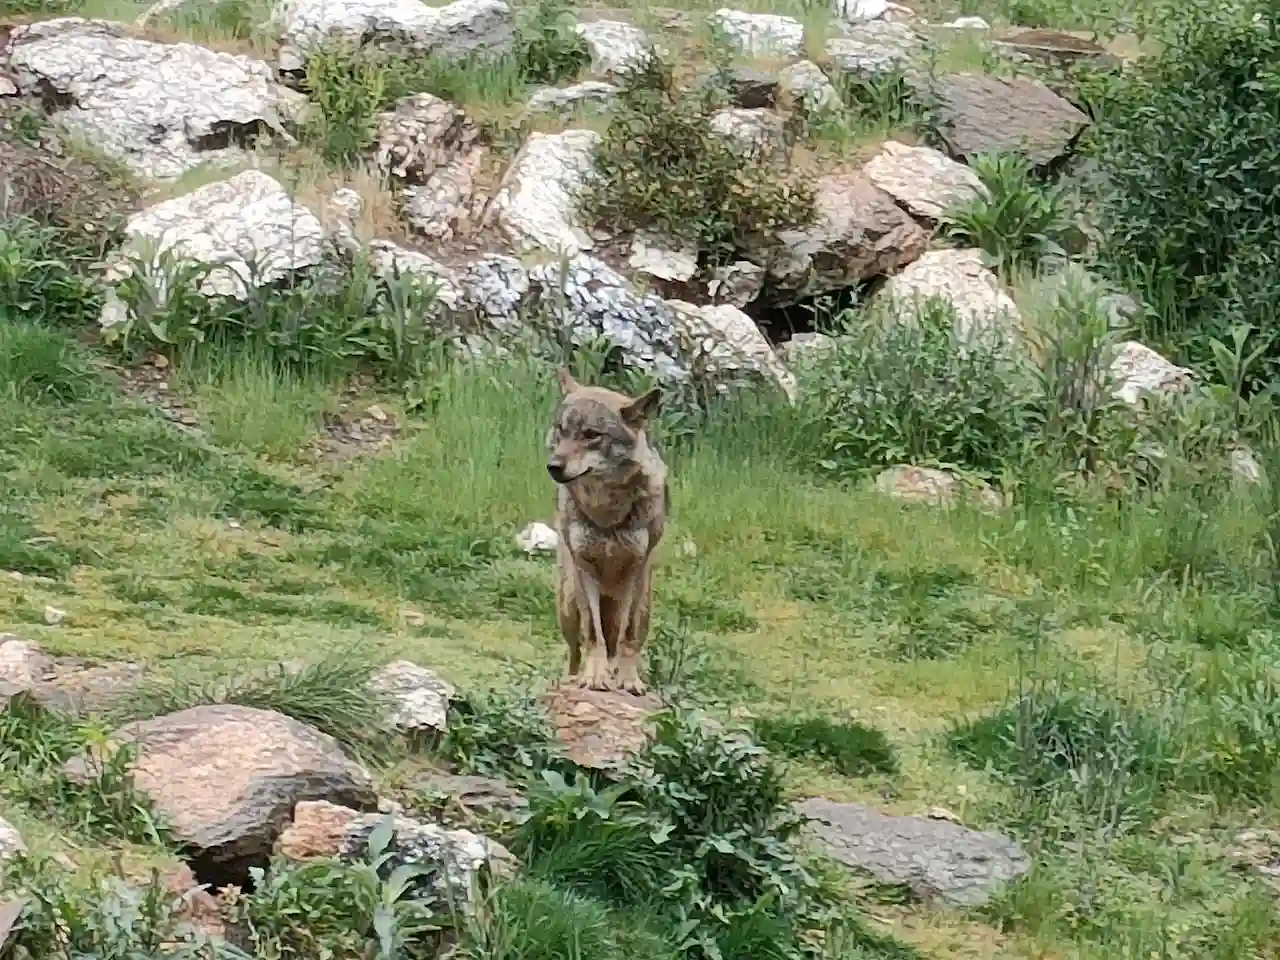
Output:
[
  {"xmin": 513, "ymin": 0, "xmax": 591, "ymax": 84},
  {"xmin": 581, "ymin": 56, "xmax": 815, "ymax": 263},
  {"xmin": 794, "ymin": 297, "xmax": 1038, "ymax": 478},
  {"xmin": 437, "ymin": 688, "xmax": 561, "ymax": 779},
  {"xmin": 0, "ymin": 216, "xmax": 100, "ymax": 324},
  {"xmin": 941, "ymin": 152, "xmax": 1072, "ymax": 276},
  {"xmin": 1088, "ymin": 0, "xmax": 1280, "ymax": 374},
  {"xmin": 302, "ymin": 40, "xmax": 392, "ymax": 165}
]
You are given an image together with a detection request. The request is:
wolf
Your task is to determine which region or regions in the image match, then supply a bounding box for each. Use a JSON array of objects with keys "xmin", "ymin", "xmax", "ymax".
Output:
[{"xmin": 546, "ymin": 368, "xmax": 668, "ymax": 695}]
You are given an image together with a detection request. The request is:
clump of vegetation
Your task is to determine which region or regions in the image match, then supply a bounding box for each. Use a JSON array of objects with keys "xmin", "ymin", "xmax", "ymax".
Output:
[
  {"xmin": 793, "ymin": 297, "xmax": 1038, "ymax": 479},
  {"xmin": 752, "ymin": 714, "xmax": 899, "ymax": 777},
  {"xmin": 581, "ymin": 56, "xmax": 815, "ymax": 262},
  {"xmin": 942, "ymin": 151, "xmax": 1074, "ymax": 277},
  {"xmin": 512, "ymin": 0, "xmax": 592, "ymax": 85},
  {"xmin": 1089, "ymin": 0, "xmax": 1280, "ymax": 377}
]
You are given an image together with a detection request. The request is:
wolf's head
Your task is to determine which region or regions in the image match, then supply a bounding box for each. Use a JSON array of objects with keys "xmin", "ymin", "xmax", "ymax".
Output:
[{"xmin": 546, "ymin": 368, "xmax": 660, "ymax": 486}]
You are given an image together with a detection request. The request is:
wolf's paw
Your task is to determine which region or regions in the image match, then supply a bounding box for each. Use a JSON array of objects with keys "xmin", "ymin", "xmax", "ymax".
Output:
[
  {"xmin": 615, "ymin": 658, "xmax": 647, "ymax": 696},
  {"xmin": 577, "ymin": 653, "xmax": 615, "ymax": 691}
]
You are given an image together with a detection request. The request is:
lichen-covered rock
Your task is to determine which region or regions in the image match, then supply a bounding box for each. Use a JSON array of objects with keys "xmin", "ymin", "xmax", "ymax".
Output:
[
  {"xmin": 862, "ymin": 140, "xmax": 988, "ymax": 221},
  {"xmin": 877, "ymin": 248, "xmax": 1019, "ymax": 341},
  {"xmin": 366, "ymin": 240, "xmax": 461, "ymax": 309},
  {"xmin": 4, "ymin": 18, "xmax": 305, "ymax": 180},
  {"xmin": 708, "ymin": 260, "xmax": 765, "ymax": 308},
  {"xmin": 489, "ymin": 129, "xmax": 598, "ymax": 256},
  {"xmin": 780, "ymin": 331, "xmax": 836, "ymax": 366},
  {"xmin": 401, "ymin": 148, "xmax": 486, "ymax": 242},
  {"xmin": 709, "ymin": 107, "xmax": 787, "ymax": 156},
  {"xmin": 575, "ymin": 20, "xmax": 654, "ymax": 76},
  {"xmin": 779, "ymin": 60, "xmax": 841, "ymax": 115},
  {"xmin": 525, "ymin": 81, "xmax": 618, "ymax": 116},
  {"xmin": 795, "ymin": 798, "xmax": 1029, "ymax": 905},
  {"xmin": 824, "ymin": 21, "xmax": 921, "ymax": 80},
  {"xmin": 454, "ymin": 254, "xmax": 531, "ymax": 330},
  {"xmin": 1109, "ymin": 341, "xmax": 1193, "ymax": 406},
  {"xmin": 275, "ymin": 0, "xmax": 514, "ymax": 61},
  {"xmin": 873, "ymin": 465, "xmax": 1003, "ymax": 510},
  {"xmin": 669, "ymin": 301, "xmax": 797, "ymax": 401},
  {"xmin": 711, "ymin": 9, "xmax": 805, "ymax": 58},
  {"xmin": 526, "ymin": 256, "xmax": 688, "ymax": 380},
  {"xmin": 0, "ymin": 817, "xmax": 24, "ymax": 860},
  {"xmin": 64, "ymin": 705, "xmax": 377, "ymax": 881},
  {"xmin": 933, "ymin": 73, "xmax": 1090, "ymax": 166},
  {"xmin": 106, "ymin": 170, "xmax": 327, "ymax": 300},
  {"xmin": 373, "ymin": 92, "xmax": 480, "ymax": 184},
  {"xmin": 371, "ymin": 660, "xmax": 456, "ymax": 734},
  {"xmin": 754, "ymin": 172, "xmax": 927, "ymax": 304},
  {"xmin": 628, "ymin": 235, "xmax": 699, "ymax": 283}
]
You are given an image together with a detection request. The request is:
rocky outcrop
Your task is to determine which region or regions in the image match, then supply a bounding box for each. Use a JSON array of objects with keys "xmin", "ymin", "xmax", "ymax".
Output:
[
  {"xmin": 489, "ymin": 129, "xmax": 599, "ymax": 256},
  {"xmin": 711, "ymin": 9, "xmax": 805, "ymax": 58},
  {"xmin": 876, "ymin": 248, "xmax": 1020, "ymax": 341},
  {"xmin": 863, "ymin": 140, "xmax": 988, "ymax": 221},
  {"xmin": 275, "ymin": 0, "xmax": 514, "ymax": 63},
  {"xmin": 933, "ymin": 73, "xmax": 1090, "ymax": 166},
  {"xmin": 669, "ymin": 301, "xmax": 798, "ymax": 401},
  {"xmin": 4, "ymin": 18, "xmax": 305, "ymax": 179},
  {"xmin": 753, "ymin": 172, "xmax": 927, "ymax": 304},
  {"xmin": 104, "ymin": 171, "xmax": 328, "ymax": 302},
  {"xmin": 575, "ymin": 20, "xmax": 654, "ymax": 76},
  {"xmin": 64, "ymin": 704, "xmax": 377, "ymax": 883},
  {"xmin": 796, "ymin": 798, "xmax": 1030, "ymax": 905}
]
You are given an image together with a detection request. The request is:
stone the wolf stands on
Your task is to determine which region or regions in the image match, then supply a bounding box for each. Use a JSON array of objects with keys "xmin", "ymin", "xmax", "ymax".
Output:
[{"xmin": 546, "ymin": 369, "xmax": 668, "ymax": 695}]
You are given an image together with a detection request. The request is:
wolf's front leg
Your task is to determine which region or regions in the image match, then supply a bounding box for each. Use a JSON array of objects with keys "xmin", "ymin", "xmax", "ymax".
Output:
[
  {"xmin": 574, "ymin": 572, "xmax": 613, "ymax": 691},
  {"xmin": 615, "ymin": 562, "xmax": 652, "ymax": 695}
]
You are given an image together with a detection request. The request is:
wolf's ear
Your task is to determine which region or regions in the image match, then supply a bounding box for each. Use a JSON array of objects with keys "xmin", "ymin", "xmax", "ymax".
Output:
[
  {"xmin": 621, "ymin": 387, "xmax": 661, "ymax": 427},
  {"xmin": 556, "ymin": 367, "xmax": 581, "ymax": 395}
]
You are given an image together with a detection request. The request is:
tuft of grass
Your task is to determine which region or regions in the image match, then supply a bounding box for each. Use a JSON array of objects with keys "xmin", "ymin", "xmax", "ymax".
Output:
[
  {"xmin": 0, "ymin": 322, "xmax": 104, "ymax": 407},
  {"xmin": 752, "ymin": 714, "xmax": 899, "ymax": 777},
  {"xmin": 113, "ymin": 654, "xmax": 390, "ymax": 754}
]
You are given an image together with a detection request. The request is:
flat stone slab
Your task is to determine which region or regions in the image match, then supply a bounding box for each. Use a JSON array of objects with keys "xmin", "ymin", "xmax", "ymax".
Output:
[
  {"xmin": 795, "ymin": 797, "xmax": 1030, "ymax": 905},
  {"xmin": 933, "ymin": 72, "xmax": 1089, "ymax": 166}
]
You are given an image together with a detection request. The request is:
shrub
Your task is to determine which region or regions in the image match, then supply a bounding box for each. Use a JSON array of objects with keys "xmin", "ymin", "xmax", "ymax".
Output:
[
  {"xmin": 581, "ymin": 56, "xmax": 815, "ymax": 263},
  {"xmin": 513, "ymin": 0, "xmax": 591, "ymax": 84},
  {"xmin": 437, "ymin": 687, "xmax": 561, "ymax": 779},
  {"xmin": 0, "ymin": 216, "xmax": 101, "ymax": 325},
  {"xmin": 794, "ymin": 297, "xmax": 1038, "ymax": 478},
  {"xmin": 752, "ymin": 715, "xmax": 899, "ymax": 777},
  {"xmin": 941, "ymin": 152, "xmax": 1072, "ymax": 277},
  {"xmin": 1087, "ymin": 0, "xmax": 1280, "ymax": 376},
  {"xmin": 302, "ymin": 41, "xmax": 393, "ymax": 165}
]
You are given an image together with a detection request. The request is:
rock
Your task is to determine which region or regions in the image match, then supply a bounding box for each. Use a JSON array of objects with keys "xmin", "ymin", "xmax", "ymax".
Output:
[
  {"xmin": 516, "ymin": 521, "xmax": 559, "ymax": 554},
  {"xmin": 107, "ymin": 171, "xmax": 327, "ymax": 300},
  {"xmin": 835, "ymin": 0, "xmax": 890, "ymax": 21},
  {"xmin": 276, "ymin": 799, "xmax": 360, "ymax": 859},
  {"xmin": 544, "ymin": 682, "xmax": 661, "ymax": 769},
  {"xmin": 163, "ymin": 864, "xmax": 226, "ymax": 941},
  {"xmin": 862, "ymin": 139, "xmax": 988, "ymax": 221},
  {"xmin": 325, "ymin": 188, "xmax": 365, "ymax": 252},
  {"xmin": 780, "ymin": 331, "xmax": 836, "ymax": 365},
  {"xmin": 371, "ymin": 660, "xmax": 456, "ymax": 734},
  {"xmin": 718, "ymin": 67, "xmax": 780, "ymax": 109},
  {"xmin": 876, "ymin": 248, "xmax": 1019, "ymax": 342},
  {"xmin": 454, "ymin": 254, "xmax": 531, "ymax": 330},
  {"xmin": 64, "ymin": 705, "xmax": 377, "ymax": 882},
  {"xmin": 373, "ymin": 92, "xmax": 480, "ymax": 184},
  {"xmin": 710, "ymin": 9, "xmax": 805, "ymax": 58},
  {"xmin": 946, "ymin": 15, "xmax": 990, "ymax": 28},
  {"xmin": 873, "ymin": 465, "xmax": 1003, "ymax": 510},
  {"xmin": 276, "ymin": 0, "xmax": 514, "ymax": 62},
  {"xmin": 0, "ymin": 817, "xmax": 24, "ymax": 860},
  {"xmin": 525, "ymin": 81, "xmax": 618, "ymax": 116},
  {"xmin": 575, "ymin": 20, "xmax": 654, "ymax": 77},
  {"xmin": 0, "ymin": 636, "xmax": 54, "ymax": 688},
  {"xmin": 754, "ymin": 172, "xmax": 927, "ymax": 304},
  {"xmin": 489, "ymin": 129, "xmax": 598, "ymax": 256},
  {"xmin": 993, "ymin": 28, "xmax": 1120, "ymax": 69},
  {"xmin": 42, "ymin": 605, "xmax": 65, "ymax": 626},
  {"xmin": 669, "ymin": 301, "xmax": 797, "ymax": 401},
  {"xmin": 709, "ymin": 108, "xmax": 787, "ymax": 156},
  {"xmin": 526, "ymin": 256, "xmax": 688, "ymax": 381},
  {"xmin": 629, "ymin": 235, "xmax": 699, "ymax": 283},
  {"xmin": 824, "ymin": 22, "xmax": 922, "ymax": 81},
  {"xmin": 1109, "ymin": 341, "xmax": 1193, "ymax": 406},
  {"xmin": 401, "ymin": 147, "xmax": 485, "ymax": 242},
  {"xmin": 339, "ymin": 813, "xmax": 513, "ymax": 906},
  {"xmin": 4, "ymin": 19, "xmax": 305, "ymax": 180},
  {"xmin": 795, "ymin": 798, "xmax": 1030, "ymax": 905},
  {"xmin": 366, "ymin": 240, "xmax": 460, "ymax": 309},
  {"xmin": 0, "ymin": 77, "xmax": 16, "ymax": 97},
  {"xmin": 707, "ymin": 260, "xmax": 765, "ymax": 308},
  {"xmin": 933, "ymin": 73, "xmax": 1090, "ymax": 166},
  {"xmin": 413, "ymin": 773, "xmax": 528, "ymax": 824},
  {"xmin": 779, "ymin": 60, "xmax": 841, "ymax": 115},
  {"xmin": 1230, "ymin": 445, "xmax": 1264, "ymax": 486}
]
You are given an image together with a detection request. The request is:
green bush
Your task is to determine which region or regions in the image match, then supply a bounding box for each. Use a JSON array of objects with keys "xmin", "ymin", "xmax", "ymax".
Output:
[
  {"xmin": 1088, "ymin": 0, "xmax": 1280, "ymax": 376},
  {"xmin": 513, "ymin": 0, "xmax": 591, "ymax": 85},
  {"xmin": 794, "ymin": 298, "xmax": 1038, "ymax": 478},
  {"xmin": 942, "ymin": 152, "xmax": 1072, "ymax": 277},
  {"xmin": 581, "ymin": 57, "xmax": 815, "ymax": 263}
]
